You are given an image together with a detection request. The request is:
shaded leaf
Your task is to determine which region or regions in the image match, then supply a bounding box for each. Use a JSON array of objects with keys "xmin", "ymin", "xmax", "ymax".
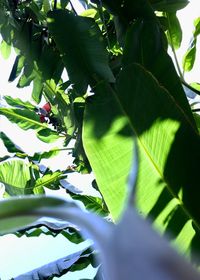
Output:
[
  {"xmin": 30, "ymin": 149, "xmax": 60, "ymax": 162},
  {"xmin": 47, "ymin": 10, "xmax": 115, "ymax": 94},
  {"xmin": 13, "ymin": 247, "xmax": 92, "ymax": 280},
  {"xmin": 150, "ymin": 0, "xmax": 189, "ymax": 12},
  {"xmin": 0, "ymin": 132, "xmax": 24, "ymax": 153},
  {"xmin": 0, "ymin": 196, "xmax": 72, "ymax": 235},
  {"xmin": 36, "ymin": 128, "xmax": 60, "ymax": 143},
  {"xmin": 166, "ymin": 12, "xmax": 182, "ymax": 49},
  {"xmin": 68, "ymin": 191, "xmax": 109, "ymax": 216},
  {"xmin": 0, "ymin": 194, "xmax": 199, "ymax": 279},
  {"xmin": 122, "ymin": 18, "xmax": 196, "ymax": 127}
]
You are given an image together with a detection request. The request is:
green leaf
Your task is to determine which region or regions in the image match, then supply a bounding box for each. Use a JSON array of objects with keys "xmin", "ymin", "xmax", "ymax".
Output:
[
  {"xmin": 182, "ymin": 40, "xmax": 196, "ymax": 72},
  {"xmin": 36, "ymin": 128, "xmax": 60, "ymax": 143},
  {"xmin": 150, "ymin": 0, "xmax": 189, "ymax": 12},
  {"xmin": 32, "ymin": 77, "xmax": 43, "ymax": 103},
  {"xmin": 194, "ymin": 17, "xmax": 200, "ymax": 37},
  {"xmin": 83, "ymin": 64, "xmax": 200, "ymax": 257},
  {"xmin": 30, "ymin": 148, "xmax": 60, "ymax": 162},
  {"xmin": 14, "ymin": 247, "xmax": 92, "ymax": 279},
  {"xmin": 123, "ymin": 18, "xmax": 196, "ymax": 127},
  {"xmin": 0, "ymin": 196, "xmax": 69, "ymax": 235},
  {"xmin": 34, "ymin": 171, "xmax": 63, "ymax": 190},
  {"xmin": 166, "ymin": 12, "xmax": 182, "ymax": 49},
  {"xmin": 47, "ymin": 10, "xmax": 115, "ymax": 94},
  {"xmin": 83, "ymin": 82, "xmax": 133, "ymax": 219},
  {"xmin": 4, "ymin": 96, "xmax": 36, "ymax": 110},
  {"xmin": 0, "ymin": 160, "xmax": 33, "ymax": 195},
  {"xmin": 0, "ymin": 39, "xmax": 11, "ymax": 59},
  {"xmin": 53, "ymin": 90, "xmax": 75, "ymax": 135},
  {"xmin": 0, "ymin": 132, "xmax": 23, "ymax": 153},
  {"xmin": 193, "ymin": 113, "xmax": 200, "ymax": 133},
  {"xmin": 182, "ymin": 18, "xmax": 200, "ymax": 72},
  {"xmin": 0, "ymin": 108, "xmax": 47, "ymax": 130},
  {"xmin": 8, "ymin": 55, "xmax": 25, "ymax": 82},
  {"xmin": 68, "ymin": 191, "xmax": 109, "ymax": 216}
]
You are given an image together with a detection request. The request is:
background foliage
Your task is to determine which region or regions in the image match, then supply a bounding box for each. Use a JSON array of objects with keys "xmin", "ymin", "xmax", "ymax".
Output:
[{"xmin": 0, "ymin": 0, "xmax": 200, "ymax": 278}]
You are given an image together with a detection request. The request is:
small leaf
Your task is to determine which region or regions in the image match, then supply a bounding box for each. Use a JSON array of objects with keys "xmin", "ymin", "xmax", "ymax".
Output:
[
  {"xmin": 8, "ymin": 55, "xmax": 20, "ymax": 82},
  {"xmin": 0, "ymin": 40, "xmax": 11, "ymax": 59},
  {"xmin": 183, "ymin": 40, "xmax": 196, "ymax": 72},
  {"xmin": 166, "ymin": 12, "xmax": 182, "ymax": 49},
  {"xmin": 36, "ymin": 128, "xmax": 60, "ymax": 143},
  {"xmin": 32, "ymin": 78, "xmax": 43, "ymax": 103},
  {"xmin": 68, "ymin": 191, "xmax": 109, "ymax": 216},
  {"xmin": 4, "ymin": 96, "xmax": 35, "ymax": 110},
  {"xmin": 30, "ymin": 148, "xmax": 60, "ymax": 162},
  {"xmin": 194, "ymin": 17, "xmax": 200, "ymax": 37},
  {"xmin": 34, "ymin": 171, "xmax": 64, "ymax": 190},
  {"xmin": 0, "ymin": 160, "xmax": 32, "ymax": 196},
  {"xmin": 0, "ymin": 132, "xmax": 23, "ymax": 153}
]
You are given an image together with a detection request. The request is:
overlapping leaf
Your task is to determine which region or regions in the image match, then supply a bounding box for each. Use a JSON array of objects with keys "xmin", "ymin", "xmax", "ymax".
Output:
[
  {"xmin": 0, "ymin": 160, "xmax": 34, "ymax": 196},
  {"xmin": 183, "ymin": 17, "xmax": 200, "ymax": 72},
  {"xmin": 13, "ymin": 247, "xmax": 93, "ymax": 280},
  {"xmin": 0, "ymin": 108, "xmax": 46, "ymax": 130},
  {"xmin": 47, "ymin": 10, "xmax": 115, "ymax": 94},
  {"xmin": 83, "ymin": 64, "xmax": 200, "ymax": 257},
  {"xmin": 166, "ymin": 12, "xmax": 182, "ymax": 49}
]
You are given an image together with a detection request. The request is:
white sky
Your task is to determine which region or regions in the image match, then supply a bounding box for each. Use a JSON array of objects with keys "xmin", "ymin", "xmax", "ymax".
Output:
[{"xmin": 0, "ymin": 0, "xmax": 200, "ymax": 279}]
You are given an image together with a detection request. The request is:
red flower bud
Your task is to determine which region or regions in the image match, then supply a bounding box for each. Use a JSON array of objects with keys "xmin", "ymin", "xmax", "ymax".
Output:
[
  {"xmin": 42, "ymin": 102, "xmax": 51, "ymax": 113},
  {"xmin": 40, "ymin": 115, "xmax": 46, "ymax": 123}
]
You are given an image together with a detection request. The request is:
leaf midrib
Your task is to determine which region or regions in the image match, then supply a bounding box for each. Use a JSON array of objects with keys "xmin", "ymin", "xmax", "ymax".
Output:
[{"xmin": 110, "ymin": 81, "xmax": 200, "ymax": 231}]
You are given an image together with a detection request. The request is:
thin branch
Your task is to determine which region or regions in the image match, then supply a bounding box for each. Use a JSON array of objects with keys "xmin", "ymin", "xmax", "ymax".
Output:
[
  {"xmin": 97, "ymin": 0, "xmax": 111, "ymax": 50},
  {"xmin": 69, "ymin": 0, "xmax": 78, "ymax": 15},
  {"xmin": 53, "ymin": 0, "xmax": 57, "ymax": 10},
  {"xmin": 181, "ymin": 79, "xmax": 200, "ymax": 96}
]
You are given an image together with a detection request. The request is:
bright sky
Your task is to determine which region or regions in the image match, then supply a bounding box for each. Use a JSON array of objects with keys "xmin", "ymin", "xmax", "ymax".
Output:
[{"xmin": 0, "ymin": 0, "xmax": 200, "ymax": 279}]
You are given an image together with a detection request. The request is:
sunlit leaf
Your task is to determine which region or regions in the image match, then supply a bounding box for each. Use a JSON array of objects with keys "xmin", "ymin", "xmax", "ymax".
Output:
[
  {"xmin": 0, "ymin": 160, "xmax": 33, "ymax": 195},
  {"xmin": 183, "ymin": 40, "xmax": 196, "ymax": 72},
  {"xmin": 0, "ymin": 39, "xmax": 11, "ymax": 59},
  {"xmin": 4, "ymin": 96, "xmax": 35, "ymax": 110},
  {"xmin": 182, "ymin": 18, "xmax": 200, "ymax": 72},
  {"xmin": 0, "ymin": 107, "xmax": 47, "ymax": 130},
  {"xmin": 83, "ymin": 63, "xmax": 200, "ymax": 258},
  {"xmin": 34, "ymin": 171, "xmax": 64, "ymax": 190},
  {"xmin": 166, "ymin": 12, "xmax": 182, "ymax": 49}
]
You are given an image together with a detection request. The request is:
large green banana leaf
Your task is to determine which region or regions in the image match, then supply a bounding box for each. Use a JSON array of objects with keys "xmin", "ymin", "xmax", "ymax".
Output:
[
  {"xmin": 83, "ymin": 63, "xmax": 200, "ymax": 257},
  {"xmin": 47, "ymin": 10, "xmax": 115, "ymax": 94}
]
